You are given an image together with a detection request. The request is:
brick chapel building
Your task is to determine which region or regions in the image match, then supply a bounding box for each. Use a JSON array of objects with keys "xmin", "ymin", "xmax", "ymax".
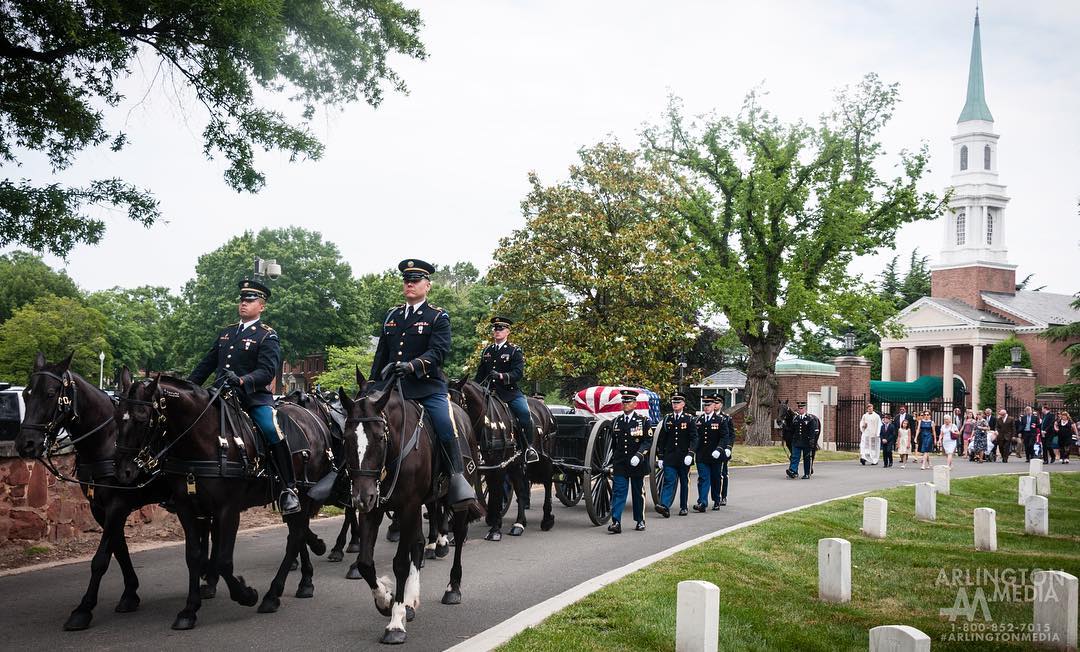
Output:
[{"xmin": 879, "ymin": 10, "xmax": 1079, "ymax": 410}]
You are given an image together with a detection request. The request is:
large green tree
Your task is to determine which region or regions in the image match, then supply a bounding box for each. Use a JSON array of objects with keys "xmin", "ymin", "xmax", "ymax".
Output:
[
  {"xmin": 491, "ymin": 141, "xmax": 701, "ymax": 396},
  {"xmin": 1042, "ymin": 295, "xmax": 1080, "ymax": 404},
  {"xmin": 645, "ymin": 75, "xmax": 945, "ymax": 444},
  {"xmin": 87, "ymin": 286, "xmax": 179, "ymax": 373},
  {"xmin": 978, "ymin": 336, "xmax": 1032, "ymax": 410},
  {"xmin": 1, "ymin": 0, "xmax": 426, "ymax": 256},
  {"xmin": 313, "ymin": 344, "xmax": 373, "ymax": 396},
  {"xmin": 0, "ymin": 295, "xmax": 111, "ymax": 383},
  {"xmin": 174, "ymin": 227, "xmax": 367, "ymax": 370},
  {"xmin": 0, "ymin": 250, "xmax": 82, "ymax": 322}
]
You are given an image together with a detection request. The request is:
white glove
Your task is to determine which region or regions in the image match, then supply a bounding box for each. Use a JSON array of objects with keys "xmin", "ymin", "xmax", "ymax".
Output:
[
  {"xmin": 683, "ymin": 455, "xmax": 693, "ymax": 466},
  {"xmin": 724, "ymin": 448, "xmax": 731, "ymax": 458},
  {"xmin": 630, "ymin": 455, "xmax": 641, "ymax": 467},
  {"xmin": 657, "ymin": 459, "xmax": 664, "ymax": 470},
  {"xmin": 711, "ymin": 449, "xmax": 721, "ymax": 460}
]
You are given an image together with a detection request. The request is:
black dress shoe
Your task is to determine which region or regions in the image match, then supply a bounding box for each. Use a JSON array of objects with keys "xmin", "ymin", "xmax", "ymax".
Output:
[
  {"xmin": 860, "ymin": 458, "xmax": 866, "ymax": 465},
  {"xmin": 607, "ymin": 522, "xmax": 621, "ymax": 534},
  {"xmin": 692, "ymin": 503, "xmax": 707, "ymax": 513},
  {"xmin": 635, "ymin": 521, "xmax": 646, "ymax": 531},
  {"xmin": 656, "ymin": 505, "xmax": 670, "ymax": 518},
  {"xmin": 719, "ymin": 497, "xmax": 726, "ymax": 506},
  {"xmin": 801, "ymin": 474, "xmax": 810, "ymax": 479},
  {"xmin": 678, "ymin": 508, "xmax": 688, "ymax": 516},
  {"xmin": 786, "ymin": 468, "xmax": 797, "ymax": 479}
]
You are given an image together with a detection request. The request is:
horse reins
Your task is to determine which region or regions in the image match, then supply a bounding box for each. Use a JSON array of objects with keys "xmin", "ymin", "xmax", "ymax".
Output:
[
  {"xmin": 353, "ymin": 376, "xmax": 424, "ymax": 506},
  {"xmin": 119, "ymin": 380, "xmax": 227, "ymax": 476}
]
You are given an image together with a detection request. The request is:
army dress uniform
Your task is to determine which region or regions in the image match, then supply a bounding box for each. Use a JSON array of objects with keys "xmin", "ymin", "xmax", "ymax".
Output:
[
  {"xmin": 473, "ymin": 317, "xmax": 538, "ymax": 463},
  {"xmin": 188, "ymin": 279, "xmax": 299, "ymax": 514},
  {"xmin": 368, "ymin": 259, "xmax": 475, "ymax": 510},
  {"xmin": 787, "ymin": 406, "xmax": 820, "ymax": 479},
  {"xmin": 694, "ymin": 397, "xmax": 734, "ymax": 511},
  {"xmin": 655, "ymin": 395, "xmax": 698, "ymax": 517},
  {"xmin": 608, "ymin": 390, "xmax": 652, "ymax": 533}
]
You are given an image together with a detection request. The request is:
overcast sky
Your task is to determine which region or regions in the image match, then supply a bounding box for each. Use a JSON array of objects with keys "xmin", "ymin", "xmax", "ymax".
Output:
[{"xmin": 9, "ymin": 0, "xmax": 1080, "ymax": 295}]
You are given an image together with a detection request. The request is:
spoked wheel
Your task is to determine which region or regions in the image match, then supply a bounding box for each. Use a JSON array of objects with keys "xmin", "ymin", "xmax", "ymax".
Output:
[
  {"xmin": 474, "ymin": 473, "xmax": 513, "ymax": 518},
  {"xmin": 648, "ymin": 425, "xmax": 665, "ymax": 507},
  {"xmin": 554, "ymin": 471, "xmax": 583, "ymax": 507},
  {"xmin": 583, "ymin": 419, "xmax": 614, "ymax": 526}
]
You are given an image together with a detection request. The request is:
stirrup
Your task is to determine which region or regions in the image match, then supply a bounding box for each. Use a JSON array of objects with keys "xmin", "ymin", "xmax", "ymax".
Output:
[
  {"xmin": 524, "ymin": 446, "xmax": 540, "ymax": 464},
  {"xmin": 279, "ymin": 488, "xmax": 301, "ymax": 515}
]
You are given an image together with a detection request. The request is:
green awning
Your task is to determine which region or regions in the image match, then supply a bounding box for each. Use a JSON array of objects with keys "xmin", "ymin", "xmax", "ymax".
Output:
[{"xmin": 870, "ymin": 376, "xmax": 945, "ymax": 402}]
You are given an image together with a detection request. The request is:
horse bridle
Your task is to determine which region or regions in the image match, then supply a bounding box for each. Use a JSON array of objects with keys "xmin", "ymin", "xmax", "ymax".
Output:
[
  {"xmin": 351, "ymin": 378, "xmax": 423, "ymax": 506},
  {"xmin": 117, "ymin": 380, "xmax": 225, "ymax": 474},
  {"xmin": 22, "ymin": 370, "xmax": 115, "ymax": 452}
]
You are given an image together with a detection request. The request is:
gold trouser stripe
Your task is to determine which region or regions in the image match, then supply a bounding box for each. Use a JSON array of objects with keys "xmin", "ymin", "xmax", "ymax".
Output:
[
  {"xmin": 270, "ymin": 407, "xmax": 286, "ymax": 444},
  {"xmin": 446, "ymin": 399, "xmax": 461, "ymax": 442}
]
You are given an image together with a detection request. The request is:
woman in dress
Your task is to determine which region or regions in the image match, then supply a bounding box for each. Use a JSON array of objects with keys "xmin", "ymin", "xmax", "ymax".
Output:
[
  {"xmin": 896, "ymin": 413, "xmax": 912, "ymax": 468},
  {"xmin": 916, "ymin": 410, "xmax": 936, "ymax": 470},
  {"xmin": 961, "ymin": 410, "xmax": 976, "ymax": 458},
  {"xmin": 971, "ymin": 417, "xmax": 989, "ymax": 463},
  {"xmin": 1052, "ymin": 411, "xmax": 1075, "ymax": 464},
  {"xmin": 937, "ymin": 415, "xmax": 960, "ymax": 468}
]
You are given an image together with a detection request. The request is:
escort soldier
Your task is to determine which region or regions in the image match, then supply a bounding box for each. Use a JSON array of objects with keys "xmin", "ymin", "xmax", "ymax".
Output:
[
  {"xmin": 368, "ymin": 259, "xmax": 478, "ymax": 511},
  {"xmin": 608, "ymin": 389, "xmax": 651, "ymax": 533},
  {"xmin": 786, "ymin": 402, "xmax": 819, "ymax": 480},
  {"xmin": 654, "ymin": 393, "xmax": 698, "ymax": 517},
  {"xmin": 188, "ymin": 279, "xmax": 299, "ymax": 514},
  {"xmin": 694, "ymin": 396, "xmax": 734, "ymax": 511},
  {"xmin": 474, "ymin": 317, "xmax": 539, "ymax": 464}
]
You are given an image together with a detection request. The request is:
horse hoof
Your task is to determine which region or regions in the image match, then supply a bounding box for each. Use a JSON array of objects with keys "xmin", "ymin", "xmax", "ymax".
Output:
[
  {"xmin": 441, "ymin": 590, "xmax": 461, "ymax": 605},
  {"xmin": 435, "ymin": 543, "xmax": 450, "ymax": 558},
  {"xmin": 232, "ymin": 578, "xmax": 259, "ymax": 607},
  {"xmin": 376, "ymin": 603, "xmax": 392, "ymax": 618},
  {"xmin": 63, "ymin": 610, "xmax": 93, "ymax": 631},
  {"xmin": 327, "ymin": 549, "xmax": 344, "ymax": 562},
  {"xmin": 424, "ymin": 547, "xmax": 436, "ymax": 560},
  {"xmin": 540, "ymin": 515, "xmax": 555, "ymax": 531},
  {"xmin": 405, "ymin": 605, "xmax": 415, "ymax": 622},
  {"xmin": 114, "ymin": 594, "xmax": 140, "ymax": 613},
  {"xmin": 309, "ymin": 538, "xmax": 327, "ymax": 556},
  {"xmin": 295, "ymin": 582, "xmax": 314, "ymax": 599},
  {"xmin": 346, "ymin": 542, "xmax": 361, "ymax": 553},
  {"xmin": 289, "ymin": 559, "xmax": 299, "ymax": 571},
  {"xmin": 346, "ymin": 565, "xmax": 362, "ymax": 580},
  {"xmin": 386, "ymin": 530, "xmax": 400, "ymax": 543},
  {"xmin": 509, "ymin": 524, "xmax": 524, "ymax": 536},
  {"xmin": 257, "ymin": 596, "xmax": 280, "ymax": 614},
  {"xmin": 171, "ymin": 612, "xmax": 197, "ymax": 630},
  {"xmin": 199, "ymin": 583, "xmax": 217, "ymax": 599},
  {"xmin": 381, "ymin": 628, "xmax": 407, "ymax": 645},
  {"xmin": 484, "ymin": 529, "xmax": 502, "ymax": 542}
]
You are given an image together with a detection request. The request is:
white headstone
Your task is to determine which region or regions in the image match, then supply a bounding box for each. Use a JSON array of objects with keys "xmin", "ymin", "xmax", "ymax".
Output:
[
  {"xmin": 974, "ymin": 507, "xmax": 997, "ymax": 552},
  {"xmin": 1036, "ymin": 471, "xmax": 1052, "ymax": 496},
  {"xmin": 915, "ymin": 483, "xmax": 936, "ymax": 521},
  {"xmin": 817, "ymin": 538, "xmax": 851, "ymax": 603},
  {"xmin": 862, "ymin": 497, "xmax": 888, "ymax": 539},
  {"xmin": 1029, "ymin": 458, "xmax": 1043, "ymax": 476},
  {"xmin": 1019, "ymin": 476, "xmax": 1037, "ymax": 506},
  {"xmin": 676, "ymin": 580, "xmax": 719, "ymax": 652},
  {"xmin": 869, "ymin": 625, "xmax": 931, "ymax": 652},
  {"xmin": 1032, "ymin": 570, "xmax": 1078, "ymax": 651},
  {"xmin": 932, "ymin": 465, "xmax": 951, "ymax": 495},
  {"xmin": 1025, "ymin": 495, "xmax": 1049, "ymax": 536}
]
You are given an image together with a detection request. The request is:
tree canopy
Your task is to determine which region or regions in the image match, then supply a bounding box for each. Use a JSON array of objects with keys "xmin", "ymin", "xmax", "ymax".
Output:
[
  {"xmin": 645, "ymin": 75, "xmax": 945, "ymax": 443},
  {"xmin": 314, "ymin": 344, "xmax": 373, "ymax": 396},
  {"xmin": 1, "ymin": 0, "xmax": 426, "ymax": 256},
  {"xmin": 1042, "ymin": 295, "xmax": 1080, "ymax": 404},
  {"xmin": 0, "ymin": 294, "xmax": 111, "ymax": 384},
  {"xmin": 0, "ymin": 250, "xmax": 81, "ymax": 322},
  {"xmin": 979, "ymin": 336, "xmax": 1032, "ymax": 410},
  {"xmin": 86, "ymin": 286, "xmax": 179, "ymax": 372}
]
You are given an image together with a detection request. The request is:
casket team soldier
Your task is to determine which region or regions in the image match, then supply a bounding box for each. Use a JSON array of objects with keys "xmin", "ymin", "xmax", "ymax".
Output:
[
  {"xmin": 655, "ymin": 393, "xmax": 698, "ymax": 517},
  {"xmin": 786, "ymin": 403, "xmax": 819, "ymax": 480},
  {"xmin": 608, "ymin": 389, "xmax": 652, "ymax": 534}
]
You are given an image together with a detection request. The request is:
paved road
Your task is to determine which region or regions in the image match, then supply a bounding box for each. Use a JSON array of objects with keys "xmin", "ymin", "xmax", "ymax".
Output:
[{"xmin": 2, "ymin": 459, "xmax": 1037, "ymax": 650}]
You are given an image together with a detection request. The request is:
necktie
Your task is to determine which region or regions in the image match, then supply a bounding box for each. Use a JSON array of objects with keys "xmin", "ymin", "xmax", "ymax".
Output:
[{"xmin": 404, "ymin": 306, "xmax": 412, "ymax": 321}]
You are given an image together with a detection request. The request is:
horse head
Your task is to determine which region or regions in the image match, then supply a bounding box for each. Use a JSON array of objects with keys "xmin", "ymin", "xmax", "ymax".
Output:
[
  {"xmin": 339, "ymin": 369, "xmax": 394, "ymax": 514},
  {"xmin": 15, "ymin": 351, "xmax": 76, "ymax": 458},
  {"xmin": 113, "ymin": 375, "xmax": 163, "ymax": 485},
  {"xmin": 449, "ymin": 377, "xmax": 486, "ymax": 424}
]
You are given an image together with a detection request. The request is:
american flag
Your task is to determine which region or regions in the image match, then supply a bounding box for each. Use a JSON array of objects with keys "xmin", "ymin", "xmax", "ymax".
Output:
[{"xmin": 573, "ymin": 386, "xmax": 661, "ymax": 425}]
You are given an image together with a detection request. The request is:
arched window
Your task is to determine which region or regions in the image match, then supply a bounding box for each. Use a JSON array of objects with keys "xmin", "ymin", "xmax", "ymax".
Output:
[
  {"xmin": 960, "ymin": 145, "xmax": 968, "ymax": 171},
  {"xmin": 986, "ymin": 210, "xmax": 994, "ymax": 245},
  {"xmin": 956, "ymin": 210, "xmax": 966, "ymax": 245},
  {"xmin": 984, "ymin": 144, "xmax": 992, "ymax": 170}
]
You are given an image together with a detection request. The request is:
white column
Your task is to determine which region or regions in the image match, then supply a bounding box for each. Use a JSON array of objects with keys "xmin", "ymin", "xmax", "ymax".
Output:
[
  {"xmin": 971, "ymin": 344, "xmax": 984, "ymax": 409},
  {"xmin": 906, "ymin": 347, "xmax": 919, "ymax": 382},
  {"xmin": 881, "ymin": 347, "xmax": 892, "ymax": 382},
  {"xmin": 942, "ymin": 345, "xmax": 954, "ymax": 403}
]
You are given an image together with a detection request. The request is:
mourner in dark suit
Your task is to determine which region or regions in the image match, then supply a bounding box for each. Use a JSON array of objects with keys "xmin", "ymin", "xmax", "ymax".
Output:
[
  {"xmin": 880, "ymin": 414, "xmax": 896, "ymax": 468},
  {"xmin": 787, "ymin": 403, "xmax": 819, "ymax": 479},
  {"xmin": 369, "ymin": 259, "xmax": 477, "ymax": 511},
  {"xmin": 188, "ymin": 279, "xmax": 298, "ymax": 514},
  {"xmin": 694, "ymin": 396, "xmax": 734, "ymax": 511},
  {"xmin": 1040, "ymin": 406, "xmax": 1057, "ymax": 463},
  {"xmin": 655, "ymin": 394, "xmax": 698, "ymax": 517},
  {"xmin": 1018, "ymin": 407, "xmax": 1039, "ymax": 461},
  {"xmin": 893, "ymin": 405, "xmax": 916, "ymax": 437},
  {"xmin": 995, "ymin": 409, "xmax": 1015, "ymax": 462},
  {"xmin": 474, "ymin": 317, "xmax": 538, "ymax": 463},
  {"xmin": 608, "ymin": 390, "xmax": 652, "ymax": 534}
]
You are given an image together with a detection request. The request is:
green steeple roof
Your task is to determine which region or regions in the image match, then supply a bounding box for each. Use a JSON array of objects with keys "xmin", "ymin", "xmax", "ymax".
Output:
[{"xmin": 958, "ymin": 9, "xmax": 994, "ymax": 123}]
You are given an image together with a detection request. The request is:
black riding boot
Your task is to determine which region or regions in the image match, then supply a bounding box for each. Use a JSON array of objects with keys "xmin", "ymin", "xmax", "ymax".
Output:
[
  {"xmin": 441, "ymin": 436, "xmax": 477, "ymax": 512},
  {"xmin": 269, "ymin": 440, "xmax": 301, "ymax": 515}
]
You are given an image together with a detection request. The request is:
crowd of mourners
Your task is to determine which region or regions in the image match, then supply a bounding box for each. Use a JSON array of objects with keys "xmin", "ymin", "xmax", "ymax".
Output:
[{"xmin": 857, "ymin": 403, "xmax": 1076, "ymax": 470}]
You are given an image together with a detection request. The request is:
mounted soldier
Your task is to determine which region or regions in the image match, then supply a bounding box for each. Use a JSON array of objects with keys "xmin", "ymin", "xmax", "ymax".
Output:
[
  {"xmin": 654, "ymin": 393, "xmax": 698, "ymax": 517},
  {"xmin": 608, "ymin": 389, "xmax": 651, "ymax": 534},
  {"xmin": 474, "ymin": 316, "xmax": 539, "ymax": 464},
  {"xmin": 188, "ymin": 279, "xmax": 299, "ymax": 514},
  {"xmin": 368, "ymin": 259, "xmax": 477, "ymax": 511}
]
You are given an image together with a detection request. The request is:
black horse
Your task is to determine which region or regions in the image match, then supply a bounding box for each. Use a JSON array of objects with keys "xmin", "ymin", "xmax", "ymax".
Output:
[
  {"xmin": 113, "ymin": 375, "xmax": 333, "ymax": 628},
  {"xmin": 450, "ymin": 378, "xmax": 557, "ymax": 540},
  {"xmin": 338, "ymin": 370, "xmax": 483, "ymax": 645},
  {"xmin": 14, "ymin": 354, "xmax": 175, "ymax": 630}
]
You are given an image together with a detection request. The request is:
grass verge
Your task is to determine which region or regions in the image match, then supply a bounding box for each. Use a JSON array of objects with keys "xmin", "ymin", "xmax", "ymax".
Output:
[
  {"xmin": 729, "ymin": 446, "xmax": 859, "ymax": 466},
  {"xmin": 500, "ymin": 471, "xmax": 1080, "ymax": 651}
]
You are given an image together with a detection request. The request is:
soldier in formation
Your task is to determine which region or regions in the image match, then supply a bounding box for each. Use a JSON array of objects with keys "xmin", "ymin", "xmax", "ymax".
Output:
[
  {"xmin": 607, "ymin": 389, "xmax": 652, "ymax": 533},
  {"xmin": 694, "ymin": 396, "xmax": 734, "ymax": 511},
  {"xmin": 786, "ymin": 402, "xmax": 819, "ymax": 479},
  {"xmin": 655, "ymin": 393, "xmax": 698, "ymax": 517}
]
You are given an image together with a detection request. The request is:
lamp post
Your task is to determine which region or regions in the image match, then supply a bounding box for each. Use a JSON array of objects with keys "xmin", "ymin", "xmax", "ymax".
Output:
[
  {"xmin": 677, "ymin": 360, "xmax": 687, "ymax": 395},
  {"xmin": 1009, "ymin": 346, "xmax": 1021, "ymax": 367},
  {"xmin": 843, "ymin": 329, "xmax": 856, "ymax": 356},
  {"xmin": 98, "ymin": 351, "xmax": 105, "ymax": 388}
]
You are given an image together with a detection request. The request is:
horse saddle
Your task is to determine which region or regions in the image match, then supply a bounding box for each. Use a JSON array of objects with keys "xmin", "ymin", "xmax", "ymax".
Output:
[
  {"xmin": 410, "ymin": 400, "xmax": 475, "ymax": 502},
  {"xmin": 219, "ymin": 394, "xmax": 310, "ymax": 468}
]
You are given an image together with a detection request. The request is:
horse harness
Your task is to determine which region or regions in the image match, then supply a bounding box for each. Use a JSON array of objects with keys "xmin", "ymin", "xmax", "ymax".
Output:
[
  {"xmin": 452, "ymin": 382, "xmax": 521, "ymax": 471},
  {"xmin": 353, "ymin": 382, "xmax": 426, "ymax": 508}
]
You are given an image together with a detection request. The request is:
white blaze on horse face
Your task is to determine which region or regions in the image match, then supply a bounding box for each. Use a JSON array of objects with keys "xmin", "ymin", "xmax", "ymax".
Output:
[
  {"xmin": 404, "ymin": 563, "xmax": 420, "ymax": 609},
  {"xmin": 355, "ymin": 423, "xmax": 369, "ymax": 466}
]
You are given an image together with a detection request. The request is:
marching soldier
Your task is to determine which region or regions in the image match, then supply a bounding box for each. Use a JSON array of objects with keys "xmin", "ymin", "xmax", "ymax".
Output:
[
  {"xmin": 694, "ymin": 396, "xmax": 734, "ymax": 511},
  {"xmin": 188, "ymin": 279, "xmax": 299, "ymax": 514},
  {"xmin": 655, "ymin": 393, "xmax": 698, "ymax": 517},
  {"xmin": 608, "ymin": 389, "xmax": 651, "ymax": 533},
  {"xmin": 786, "ymin": 403, "xmax": 819, "ymax": 480},
  {"xmin": 474, "ymin": 317, "xmax": 539, "ymax": 463},
  {"xmin": 369, "ymin": 259, "xmax": 478, "ymax": 511}
]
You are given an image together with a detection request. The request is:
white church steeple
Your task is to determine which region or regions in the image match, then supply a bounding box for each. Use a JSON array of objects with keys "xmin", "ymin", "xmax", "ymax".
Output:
[{"xmin": 937, "ymin": 8, "xmax": 1012, "ymax": 270}]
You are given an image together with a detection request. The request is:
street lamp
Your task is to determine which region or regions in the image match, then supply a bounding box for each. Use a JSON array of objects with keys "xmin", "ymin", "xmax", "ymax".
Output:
[
  {"xmin": 844, "ymin": 329, "xmax": 856, "ymax": 355},
  {"xmin": 677, "ymin": 360, "xmax": 687, "ymax": 394},
  {"xmin": 98, "ymin": 351, "xmax": 105, "ymax": 388},
  {"xmin": 1009, "ymin": 346, "xmax": 1022, "ymax": 367}
]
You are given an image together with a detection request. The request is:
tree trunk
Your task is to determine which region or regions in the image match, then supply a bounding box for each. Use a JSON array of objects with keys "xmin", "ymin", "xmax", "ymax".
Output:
[{"xmin": 743, "ymin": 338, "xmax": 781, "ymax": 446}]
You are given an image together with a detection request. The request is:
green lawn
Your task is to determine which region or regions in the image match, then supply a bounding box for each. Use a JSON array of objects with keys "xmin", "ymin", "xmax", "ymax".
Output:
[
  {"xmin": 729, "ymin": 446, "xmax": 859, "ymax": 466},
  {"xmin": 500, "ymin": 471, "xmax": 1080, "ymax": 651}
]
